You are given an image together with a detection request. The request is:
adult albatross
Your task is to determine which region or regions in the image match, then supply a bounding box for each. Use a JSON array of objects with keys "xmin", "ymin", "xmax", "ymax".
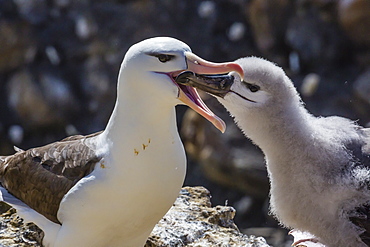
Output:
[
  {"xmin": 176, "ymin": 57, "xmax": 370, "ymax": 247},
  {"xmin": 0, "ymin": 37, "xmax": 243, "ymax": 247}
]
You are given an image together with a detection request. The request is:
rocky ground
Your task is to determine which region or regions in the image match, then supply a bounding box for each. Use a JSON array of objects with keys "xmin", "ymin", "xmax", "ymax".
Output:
[
  {"xmin": 0, "ymin": 187, "xmax": 270, "ymax": 247},
  {"xmin": 0, "ymin": 0, "xmax": 369, "ymax": 246},
  {"xmin": 0, "ymin": 202, "xmax": 43, "ymax": 247}
]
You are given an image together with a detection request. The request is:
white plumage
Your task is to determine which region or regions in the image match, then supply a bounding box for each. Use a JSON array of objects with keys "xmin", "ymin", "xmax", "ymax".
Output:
[
  {"xmin": 181, "ymin": 56, "xmax": 370, "ymax": 247},
  {"xmin": 0, "ymin": 37, "xmax": 243, "ymax": 247}
]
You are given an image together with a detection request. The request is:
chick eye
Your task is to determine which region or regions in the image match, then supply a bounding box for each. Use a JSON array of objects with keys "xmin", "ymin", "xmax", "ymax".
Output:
[
  {"xmin": 156, "ymin": 54, "xmax": 174, "ymax": 63},
  {"xmin": 244, "ymin": 81, "xmax": 260, "ymax": 92}
]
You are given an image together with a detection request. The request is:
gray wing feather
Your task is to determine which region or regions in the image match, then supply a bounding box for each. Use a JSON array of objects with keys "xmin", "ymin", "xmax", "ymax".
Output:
[
  {"xmin": 362, "ymin": 128, "xmax": 370, "ymax": 157},
  {"xmin": 348, "ymin": 128, "xmax": 370, "ymax": 246}
]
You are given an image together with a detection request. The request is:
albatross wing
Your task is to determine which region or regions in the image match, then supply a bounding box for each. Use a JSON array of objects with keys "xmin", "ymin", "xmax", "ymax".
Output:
[
  {"xmin": 0, "ymin": 131, "xmax": 103, "ymax": 224},
  {"xmin": 347, "ymin": 128, "xmax": 370, "ymax": 246}
]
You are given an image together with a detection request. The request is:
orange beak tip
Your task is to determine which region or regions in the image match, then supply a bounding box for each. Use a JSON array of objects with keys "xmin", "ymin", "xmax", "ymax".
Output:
[
  {"xmin": 225, "ymin": 62, "xmax": 244, "ymax": 79},
  {"xmin": 178, "ymin": 88, "xmax": 226, "ymax": 133},
  {"xmin": 213, "ymin": 117, "xmax": 226, "ymax": 133}
]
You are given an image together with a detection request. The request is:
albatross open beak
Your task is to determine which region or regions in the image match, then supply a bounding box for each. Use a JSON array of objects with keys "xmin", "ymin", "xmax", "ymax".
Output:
[{"xmin": 174, "ymin": 52, "xmax": 243, "ymax": 133}]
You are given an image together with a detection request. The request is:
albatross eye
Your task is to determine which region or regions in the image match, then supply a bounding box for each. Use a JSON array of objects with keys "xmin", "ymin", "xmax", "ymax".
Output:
[
  {"xmin": 243, "ymin": 81, "xmax": 260, "ymax": 92},
  {"xmin": 156, "ymin": 54, "xmax": 174, "ymax": 63}
]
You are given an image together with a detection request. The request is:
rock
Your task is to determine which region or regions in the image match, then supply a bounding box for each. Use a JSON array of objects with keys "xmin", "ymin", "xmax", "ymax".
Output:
[
  {"xmin": 38, "ymin": 70, "xmax": 78, "ymax": 118},
  {"xmin": 244, "ymin": 227, "xmax": 292, "ymax": 247},
  {"xmin": 197, "ymin": 1, "xmax": 216, "ymax": 19},
  {"xmin": 0, "ymin": 0, "xmax": 17, "ymax": 18},
  {"xmin": 8, "ymin": 125, "xmax": 24, "ymax": 145},
  {"xmin": 6, "ymin": 69, "xmax": 76, "ymax": 129},
  {"xmin": 44, "ymin": 46, "xmax": 61, "ymax": 65},
  {"xmin": 0, "ymin": 202, "xmax": 43, "ymax": 247},
  {"xmin": 0, "ymin": 20, "xmax": 34, "ymax": 73},
  {"xmin": 285, "ymin": 6, "xmax": 349, "ymax": 71},
  {"xmin": 75, "ymin": 14, "xmax": 97, "ymax": 41},
  {"xmin": 146, "ymin": 186, "xmax": 270, "ymax": 247},
  {"xmin": 353, "ymin": 68, "xmax": 370, "ymax": 122},
  {"xmin": 7, "ymin": 70, "xmax": 61, "ymax": 128},
  {"xmin": 300, "ymin": 73, "xmax": 320, "ymax": 97},
  {"xmin": 0, "ymin": 187, "xmax": 269, "ymax": 247},
  {"xmin": 353, "ymin": 69, "xmax": 370, "ymax": 105},
  {"xmin": 82, "ymin": 55, "xmax": 114, "ymax": 113},
  {"xmin": 337, "ymin": 0, "xmax": 370, "ymax": 66},
  {"xmin": 228, "ymin": 22, "xmax": 246, "ymax": 42},
  {"xmin": 246, "ymin": 0, "xmax": 292, "ymax": 62},
  {"xmin": 80, "ymin": 55, "xmax": 116, "ymax": 128},
  {"xmin": 13, "ymin": 0, "xmax": 48, "ymax": 25},
  {"xmin": 338, "ymin": 0, "xmax": 370, "ymax": 46},
  {"xmin": 54, "ymin": 0, "xmax": 70, "ymax": 8}
]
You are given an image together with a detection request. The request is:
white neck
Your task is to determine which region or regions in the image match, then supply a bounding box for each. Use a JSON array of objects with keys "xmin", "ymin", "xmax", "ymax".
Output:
[
  {"xmin": 56, "ymin": 70, "xmax": 187, "ymax": 247},
  {"xmin": 104, "ymin": 94, "xmax": 179, "ymax": 150},
  {"xmin": 231, "ymin": 101, "xmax": 315, "ymax": 179},
  {"xmin": 95, "ymin": 70, "xmax": 186, "ymax": 190},
  {"xmin": 103, "ymin": 78, "xmax": 180, "ymax": 160}
]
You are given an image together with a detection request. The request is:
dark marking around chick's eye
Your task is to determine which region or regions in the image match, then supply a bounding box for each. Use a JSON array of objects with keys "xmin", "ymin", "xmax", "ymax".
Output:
[{"xmin": 243, "ymin": 81, "xmax": 260, "ymax": 92}]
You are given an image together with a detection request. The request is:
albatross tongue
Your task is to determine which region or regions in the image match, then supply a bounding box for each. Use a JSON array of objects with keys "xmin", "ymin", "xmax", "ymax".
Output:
[{"xmin": 178, "ymin": 85, "xmax": 226, "ymax": 133}]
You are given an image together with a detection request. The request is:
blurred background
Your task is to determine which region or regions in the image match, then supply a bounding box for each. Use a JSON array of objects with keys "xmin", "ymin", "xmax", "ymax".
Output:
[{"xmin": 0, "ymin": 0, "xmax": 369, "ymax": 246}]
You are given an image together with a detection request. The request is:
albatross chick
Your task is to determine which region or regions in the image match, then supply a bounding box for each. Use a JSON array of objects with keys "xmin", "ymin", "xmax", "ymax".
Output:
[
  {"xmin": 176, "ymin": 57, "xmax": 370, "ymax": 247},
  {"xmin": 0, "ymin": 37, "xmax": 243, "ymax": 247}
]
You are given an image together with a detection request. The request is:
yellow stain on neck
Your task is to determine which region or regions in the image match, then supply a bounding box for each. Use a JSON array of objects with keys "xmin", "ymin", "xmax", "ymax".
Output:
[{"xmin": 100, "ymin": 161, "xmax": 106, "ymax": 169}]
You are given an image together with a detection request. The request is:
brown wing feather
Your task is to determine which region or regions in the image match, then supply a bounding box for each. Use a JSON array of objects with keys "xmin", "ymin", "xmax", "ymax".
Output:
[{"xmin": 0, "ymin": 131, "xmax": 103, "ymax": 224}]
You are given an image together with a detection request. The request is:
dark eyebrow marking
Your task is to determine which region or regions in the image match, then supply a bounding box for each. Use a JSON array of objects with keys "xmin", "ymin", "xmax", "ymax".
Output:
[{"xmin": 146, "ymin": 52, "xmax": 175, "ymax": 58}]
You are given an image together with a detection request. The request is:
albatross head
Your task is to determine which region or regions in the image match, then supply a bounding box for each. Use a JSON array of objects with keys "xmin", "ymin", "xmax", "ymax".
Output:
[
  {"xmin": 174, "ymin": 56, "xmax": 307, "ymax": 143},
  {"xmin": 119, "ymin": 37, "xmax": 244, "ymax": 133},
  {"xmin": 175, "ymin": 56, "xmax": 302, "ymax": 118}
]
